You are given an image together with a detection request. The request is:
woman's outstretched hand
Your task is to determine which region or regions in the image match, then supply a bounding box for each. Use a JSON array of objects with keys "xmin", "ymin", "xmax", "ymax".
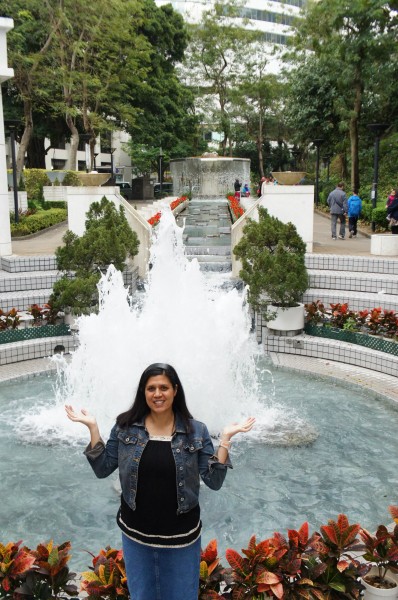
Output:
[
  {"xmin": 222, "ymin": 416, "xmax": 256, "ymax": 441},
  {"xmin": 65, "ymin": 405, "xmax": 97, "ymax": 429}
]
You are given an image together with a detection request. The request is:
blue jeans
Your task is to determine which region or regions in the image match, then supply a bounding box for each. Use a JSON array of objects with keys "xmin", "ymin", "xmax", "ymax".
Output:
[{"xmin": 122, "ymin": 534, "xmax": 201, "ymax": 600}]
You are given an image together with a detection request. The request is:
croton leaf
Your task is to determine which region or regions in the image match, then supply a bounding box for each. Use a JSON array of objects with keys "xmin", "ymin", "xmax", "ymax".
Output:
[
  {"xmin": 225, "ymin": 549, "xmax": 246, "ymax": 573},
  {"xmin": 337, "ymin": 559, "xmax": 349, "ymax": 572},
  {"xmin": 201, "ymin": 539, "xmax": 218, "ymax": 563},
  {"xmin": 199, "ymin": 561, "xmax": 209, "ymax": 580},
  {"xmin": 389, "ymin": 505, "xmax": 398, "ymax": 524},
  {"xmin": 256, "ymin": 570, "xmax": 281, "ymax": 584},
  {"xmin": 271, "ymin": 582, "xmax": 284, "ymax": 599}
]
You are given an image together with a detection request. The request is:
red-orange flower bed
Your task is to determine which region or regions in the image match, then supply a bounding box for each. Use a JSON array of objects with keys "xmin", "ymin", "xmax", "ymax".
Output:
[
  {"xmin": 147, "ymin": 196, "xmax": 188, "ymax": 227},
  {"xmin": 227, "ymin": 195, "xmax": 245, "ymax": 221}
]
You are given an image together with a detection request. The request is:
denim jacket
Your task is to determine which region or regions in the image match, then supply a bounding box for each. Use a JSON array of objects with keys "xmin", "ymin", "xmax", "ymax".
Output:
[{"xmin": 84, "ymin": 414, "xmax": 232, "ymax": 515}]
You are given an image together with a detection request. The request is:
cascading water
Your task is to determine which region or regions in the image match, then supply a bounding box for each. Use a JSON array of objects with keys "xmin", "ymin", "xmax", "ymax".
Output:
[{"xmin": 17, "ymin": 203, "xmax": 316, "ymax": 447}]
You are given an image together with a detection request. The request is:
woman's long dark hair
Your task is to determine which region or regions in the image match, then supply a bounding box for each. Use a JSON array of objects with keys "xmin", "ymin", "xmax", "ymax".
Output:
[{"xmin": 116, "ymin": 363, "xmax": 193, "ymax": 431}]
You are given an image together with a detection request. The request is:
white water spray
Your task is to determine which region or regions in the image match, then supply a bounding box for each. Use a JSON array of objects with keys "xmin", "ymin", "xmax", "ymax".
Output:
[{"xmin": 18, "ymin": 204, "xmax": 317, "ymax": 446}]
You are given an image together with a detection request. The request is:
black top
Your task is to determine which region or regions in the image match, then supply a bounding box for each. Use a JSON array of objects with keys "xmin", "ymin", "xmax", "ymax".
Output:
[
  {"xmin": 234, "ymin": 180, "xmax": 241, "ymax": 191},
  {"xmin": 117, "ymin": 440, "xmax": 201, "ymax": 547}
]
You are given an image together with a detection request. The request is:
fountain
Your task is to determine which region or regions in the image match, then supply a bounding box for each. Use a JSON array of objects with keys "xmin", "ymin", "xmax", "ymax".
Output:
[
  {"xmin": 170, "ymin": 155, "xmax": 250, "ymax": 197},
  {"xmin": 1, "ymin": 204, "xmax": 398, "ymax": 572}
]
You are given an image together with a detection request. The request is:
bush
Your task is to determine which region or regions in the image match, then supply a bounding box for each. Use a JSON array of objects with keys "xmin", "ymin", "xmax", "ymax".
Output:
[
  {"xmin": 22, "ymin": 169, "xmax": 81, "ymax": 200},
  {"xmin": 372, "ymin": 205, "xmax": 389, "ymax": 231},
  {"xmin": 10, "ymin": 208, "xmax": 67, "ymax": 237}
]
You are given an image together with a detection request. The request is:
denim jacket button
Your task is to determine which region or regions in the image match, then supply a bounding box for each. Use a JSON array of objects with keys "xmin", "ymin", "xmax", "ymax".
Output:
[
  {"xmin": 125, "ymin": 437, "xmax": 129, "ymax": 442},
  {"xmin": 179, "ymin": 482, "xmax": 183, "ymax": 486},
  {"xmin": 179, "ymin": 466, "xmax": 183, "ymax": 471},
  {"xmin": 190, "ymin": 446, "xmax": 194, "ymax": 450},
  {"xmin": 181, "ymin": 497, "xmax": 185, "ymax": 501},
  {"xmin": 176, "ymin": 448, "xmax": 181, "ymax": 453}
]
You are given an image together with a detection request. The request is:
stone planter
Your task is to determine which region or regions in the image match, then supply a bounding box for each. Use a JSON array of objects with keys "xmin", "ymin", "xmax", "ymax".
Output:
[{"xmin": 266, "ymin": 303, "xmax": 305, "ymax": 335}]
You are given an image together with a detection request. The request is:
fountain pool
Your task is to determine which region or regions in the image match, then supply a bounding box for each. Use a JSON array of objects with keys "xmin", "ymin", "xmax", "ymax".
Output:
[
  {"xmin": 1, "ymin": 203, "xmax": 397, "ymax": 572},
  {"xmin": 1, "ymin": 367, "xmax": 398, "ymax": 572}
]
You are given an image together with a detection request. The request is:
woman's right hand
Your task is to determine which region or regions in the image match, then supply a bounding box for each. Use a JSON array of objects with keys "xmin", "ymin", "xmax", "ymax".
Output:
[{"xmin": 65, "ymin": 404, "xmax": 97, "ymax": 429}]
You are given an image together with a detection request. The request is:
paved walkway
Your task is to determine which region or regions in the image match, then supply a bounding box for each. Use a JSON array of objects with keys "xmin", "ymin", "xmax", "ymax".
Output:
[{"xmin": 8, "ymin": 207, "xmax": 374, "ymax": 256}]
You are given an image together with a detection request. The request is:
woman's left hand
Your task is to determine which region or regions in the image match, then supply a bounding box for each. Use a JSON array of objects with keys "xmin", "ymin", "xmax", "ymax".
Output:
[{"xmin": 221, "ymin": 417, "xmax": 256, "ymax": 441}]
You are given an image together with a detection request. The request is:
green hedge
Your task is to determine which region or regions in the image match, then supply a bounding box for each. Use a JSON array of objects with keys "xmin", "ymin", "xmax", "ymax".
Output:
[
  {"xmin": 11, "ymin": 208, "xmax": 67, "ymax": 237},
  {"xmin": 19, "ymin": 169, "xmax": 81, "ymax": 200}
]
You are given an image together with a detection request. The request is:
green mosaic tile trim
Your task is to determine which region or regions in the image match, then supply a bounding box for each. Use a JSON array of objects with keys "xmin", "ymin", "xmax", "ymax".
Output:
[
  {"xmin": 0, "ymin": 324, "xmax": 71, "ymax": 345},
  {"xmin": 305, "ymin": 324, "xmax": 398, "ymax": 357}
]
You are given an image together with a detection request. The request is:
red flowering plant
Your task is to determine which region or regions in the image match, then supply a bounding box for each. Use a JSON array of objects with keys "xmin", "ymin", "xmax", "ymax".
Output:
[
  {"xmin": 199, "ymin": 539, "xmax": 232, "ymax": 599},
  {"xmin": 0, "ymin": 541, "xmax": 36, "ymax": 598},
  {"xmin": 227, "ymin": 195, "xmax": 245, "ymax": 222},
  {"xmin": 306, "ymin": 514, "xmax": 369, "ymax": 599},
  {"xmin": 359, "ymin": 505, "xmax": 398, "ymax": 588},
  {"xmin": 147, "ymin": 196, "xmax": 188, "ymax": 227},
  {"xmin": 304, "ymin": 300, "xmax": 328, "ymax": 325},
  {"xmin": 225, "ymin": 523, "xmax": 319, "ymax": 599},
  {"xmin": 80, "ymin": 546, "xmax": 128, "ymax": 600}
]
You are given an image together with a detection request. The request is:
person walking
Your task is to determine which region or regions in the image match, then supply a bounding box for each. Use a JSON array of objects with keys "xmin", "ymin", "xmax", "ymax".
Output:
[
  {"xmin": 387, "ymin": 190, "xmax": 398, "ymax": 234},
  {"xmin": 65, "ymin": 363, "xmax": 255, "ymax": 600},
  {"xmin": 347, "ymin": 189, "xmax": 362, "ymax": 238},
  {"xmin": 327, "ymin": 181, "xmax": 348, "ymax": 239}
]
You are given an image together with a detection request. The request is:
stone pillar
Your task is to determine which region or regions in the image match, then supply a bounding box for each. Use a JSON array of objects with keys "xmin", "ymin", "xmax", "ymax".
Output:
[{"xmin": 0, "ymin": 17, "xmax": 14, "ymax": 257}]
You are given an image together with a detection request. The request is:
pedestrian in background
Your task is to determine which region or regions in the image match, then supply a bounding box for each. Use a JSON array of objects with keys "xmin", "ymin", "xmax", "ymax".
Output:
[
  {"xmin": 387, "ymin": 190, "xmax": 398, "ymax": 234},
  {"xmin": 234, "ymin": 178, "xmax": 241, "ymax": 200},
  {"xmin": 327, "ymin": 182, "xmax": 348, "ymax": 240},
  {"xmin": 347, "ymin": 189, "xmax": 362, "ymax": 238}
]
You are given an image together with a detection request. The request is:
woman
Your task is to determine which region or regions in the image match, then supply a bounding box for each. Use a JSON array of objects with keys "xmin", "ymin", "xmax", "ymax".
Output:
[
  {"xmin": 65, "ymin": 363, "xmax": 255, "ymax": 600},
  {"xmin": 387, "ymin": 190, "xmax": 398, "ymax": 234}
]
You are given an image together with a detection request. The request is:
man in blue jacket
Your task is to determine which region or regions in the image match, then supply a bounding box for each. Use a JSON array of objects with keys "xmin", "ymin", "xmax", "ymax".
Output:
[
  {"xmin": 327, "ymin": 182, "xmax": 348, "ymax": 239},
  {"xmin": 347, "ymin": 189, "xmax": 362, "ymax": 238}
]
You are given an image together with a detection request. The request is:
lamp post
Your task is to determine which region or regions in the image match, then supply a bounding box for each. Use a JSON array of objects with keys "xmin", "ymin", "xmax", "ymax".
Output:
[
  {"xmin": 158, "ymin": 146, "xmax": 163, "ymax": 196},
  {"xmin": 367, "ymin": 123, "xmax": 388, "ymax": 233},
  {"xmin": 291, "ymin": 146, "xmax": 300, "ymax": 170},
  {"xmin": 312, "ymin": 138, "xmax": 324, "ymax": 207},
  {"xmin": 5, "ymin": 120, "xmax": 19, "ymax": 224},
  {"xmin": 322, "ymin": 154, "xmax": 331, "ymax": 182},
  {"xmin": 110, "ymin": 147, "xmax": 116, "ymax": 184}
]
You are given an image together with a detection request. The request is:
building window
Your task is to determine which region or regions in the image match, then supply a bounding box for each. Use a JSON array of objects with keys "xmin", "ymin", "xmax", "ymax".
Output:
[{"xmin": 241, "ymin": 8, "xmax": 295, "ymax": 27}]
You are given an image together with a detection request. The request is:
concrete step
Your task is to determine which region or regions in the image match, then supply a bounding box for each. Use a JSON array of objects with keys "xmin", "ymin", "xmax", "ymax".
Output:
[
  {"xmin": 0, "ymin": 270, "xmax": 61, "ymax": 293},
  {"xmin": 1, "ymin": 255, "xmax": 57, "ymax": 273},
  {"xmin": 308, "ymin": 269, "xmax": 398, "ymax": 296},
  {"xmin": 305, "ymin": 254, "xmax": 398, "ymax": 275},
  {"xmin": 0, "ymin": 289, "xmax": 53, "ymax": 312},
  {"xmin": 303, "ymin": 288, "xmax": 398, "ymax": 312}
]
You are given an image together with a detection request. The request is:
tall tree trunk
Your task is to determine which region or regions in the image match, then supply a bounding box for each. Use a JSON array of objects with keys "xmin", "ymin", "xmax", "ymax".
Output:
[
  {"xmin": 257, "ymin": 110, "xmax": 264, "ymax": 178},
  {"xmin": 65, "ymin": 114, "xmax": 79, "ymax": 171},
  {"xmin": 16, "ymin": 99, "xmax": 33, "ymax": 180},
  {"xmin": 27, "ymin": 136, "xmax": 47, "ymax": 168}
]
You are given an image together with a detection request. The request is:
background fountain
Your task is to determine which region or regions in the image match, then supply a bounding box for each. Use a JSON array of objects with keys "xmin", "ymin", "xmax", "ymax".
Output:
[{"xmin": 170, "ymin": 155, "xmax": 250, "ymax": 197}]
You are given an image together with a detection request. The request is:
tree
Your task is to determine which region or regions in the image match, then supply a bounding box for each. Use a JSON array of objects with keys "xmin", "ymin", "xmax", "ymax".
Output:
[
  {"xmin": 183, "ymin": 0, "xmax": 259, "ymax": 156},
  {"xmin": 51, "ymin": 198, "xmax": 139, "ymax": 313},
  {"xmin": 1, "ymin": 0, "xmax": 58, "ymax": 178},
  {"xmin": 286, "ymin": 0, "xmax": 398, "ymax": 190},
  {"xmin": 233, "ymin": 207, "xmax": 308, "ymax": 309}
]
